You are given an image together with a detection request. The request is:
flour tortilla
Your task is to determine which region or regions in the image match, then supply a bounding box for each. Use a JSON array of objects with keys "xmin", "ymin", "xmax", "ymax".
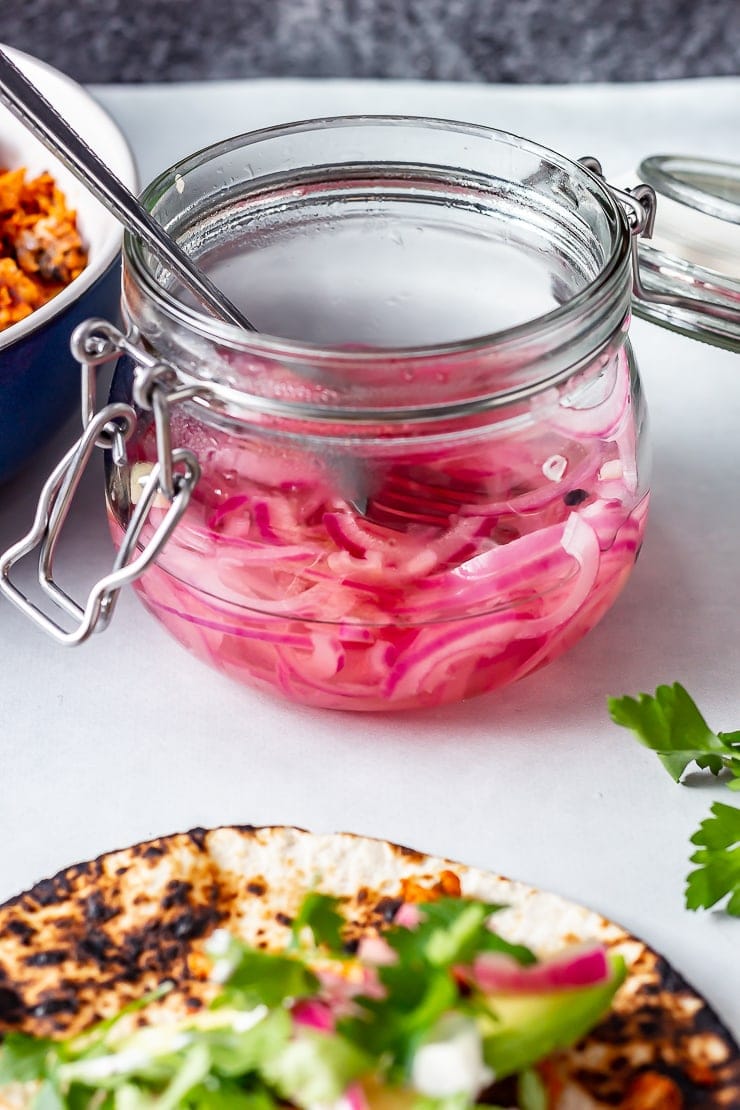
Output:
[{"xmin": 0, "ymin": 826, "xmax": 738, "ymax": 1108}]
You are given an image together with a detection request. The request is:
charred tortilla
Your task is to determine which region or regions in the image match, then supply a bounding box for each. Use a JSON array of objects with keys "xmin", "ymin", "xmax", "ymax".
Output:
[{"xmin": 0, "ymin": 826, "xmax": 738, "ymax": 1108}]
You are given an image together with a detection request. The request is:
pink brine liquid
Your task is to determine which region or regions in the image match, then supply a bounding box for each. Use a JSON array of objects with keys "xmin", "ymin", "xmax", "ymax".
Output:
[{"xmin": 111, "ymin": 347, "xmax": 648, "ymax": 711}]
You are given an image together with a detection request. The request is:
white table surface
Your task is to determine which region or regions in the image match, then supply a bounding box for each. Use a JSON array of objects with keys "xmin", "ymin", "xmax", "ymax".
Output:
[{"xmin": 1, "ymin": 76, "xmax": 740, "ymax": 1037}]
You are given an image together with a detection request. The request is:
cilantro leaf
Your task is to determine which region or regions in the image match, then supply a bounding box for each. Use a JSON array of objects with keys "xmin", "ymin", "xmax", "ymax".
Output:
[
  {"xmin": 608, "ymin": 683, "xmax": 740, "ymax": 782},
  {"xmin": 686, "ymin": 802, "xmax": 740, "ymax": 916},
  {"xmin": 187, "ymin": 1080, "xmax": 275, "ymax": 1109},
  {"xmin": 291, "ymin": 893, "xmax": 345, "ymax": 953},
  {"xmin": 339, "ymin": 968, "xmax": 459, "ymax": 1080},
  {"xmin": 388, "ymin": 899, "xmax": 535, "ymax": 969},
  {"xmin": 422, "ymin": 901, "xmax": 493, "ymax": 967},
  {"xmin": 338, "ymin": 898, "xmax": 534, "ymax": 1077},
  {"xmin": 219, "ymin": 947, "xmax": 319, "ymax": 1009},
  {"xmin": 518, "ymin": 1068, "xmax": 548, "ymax": 1110},
  {"xmin": 0, "ymin": 1032, "xmax": 54, "ymax": 1084}
]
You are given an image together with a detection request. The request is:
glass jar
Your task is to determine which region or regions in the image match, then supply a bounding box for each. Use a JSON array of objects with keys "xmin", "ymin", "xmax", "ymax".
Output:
[{"xmin": 100, "ymin": 118, "xmax": 649, "ymax": 711}]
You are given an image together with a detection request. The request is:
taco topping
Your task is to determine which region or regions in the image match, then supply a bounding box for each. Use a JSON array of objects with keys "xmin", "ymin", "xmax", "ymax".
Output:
[
  {"xmin": 0, "ymin": 892, "xmax": 623, "ymax": 1109},
  {"xmin": 0, "ymin": 165, "xmax": 87, "ymax": 332}
]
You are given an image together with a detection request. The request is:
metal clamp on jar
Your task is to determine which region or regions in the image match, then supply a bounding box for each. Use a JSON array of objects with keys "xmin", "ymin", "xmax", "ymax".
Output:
[{"xmin": 1, "ymin": 119, "xmax": 737, "ymax": 711}]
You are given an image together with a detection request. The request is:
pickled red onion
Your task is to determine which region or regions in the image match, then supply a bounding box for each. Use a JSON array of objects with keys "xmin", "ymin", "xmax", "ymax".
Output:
[
  {"xmin": 115, "ymin": 345, "xmax": 648, "ymax": 710},
  {"xmin": 469, "ymin": 945, "xmax": 611, "ymax": 994},
  {"xmin": 292, "ymin": 999, "xmax": 335, "ymax": 1032}
]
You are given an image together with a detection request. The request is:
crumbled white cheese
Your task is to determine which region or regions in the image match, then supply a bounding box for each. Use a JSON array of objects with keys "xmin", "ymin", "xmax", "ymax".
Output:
[
  {"xmin": 411, "ymin": 1014, "xmax": 493, "ymax": 1098},
  {"xmin": 204, "ymin": 927, "xmax": 232, "ymax": 957},
  {"xmin": 210, "ymin": 957, "xmax": 236, "ymax": 983}
]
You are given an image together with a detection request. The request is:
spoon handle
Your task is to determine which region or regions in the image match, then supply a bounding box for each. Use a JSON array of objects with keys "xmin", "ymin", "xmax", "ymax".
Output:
[{"xmin": 0, "ymin": 48, "xmax": 256, "ymax": 332}]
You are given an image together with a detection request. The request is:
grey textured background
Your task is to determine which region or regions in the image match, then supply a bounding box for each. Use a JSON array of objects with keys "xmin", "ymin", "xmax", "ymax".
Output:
[{"xmin": 1, "ymin": 0, "xmax": 739, "ymax": 84}]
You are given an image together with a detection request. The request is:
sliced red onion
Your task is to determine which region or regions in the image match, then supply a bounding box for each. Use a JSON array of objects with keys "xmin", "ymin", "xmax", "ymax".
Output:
[{"xmin": 470, "ymin": 945, "xmax": 611, "ymax": 994}]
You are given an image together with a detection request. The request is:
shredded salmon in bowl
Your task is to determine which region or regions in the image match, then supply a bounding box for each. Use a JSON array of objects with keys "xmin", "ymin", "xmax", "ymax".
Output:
[{"xmin": 0, "ymin": 164, "xmax": 88, "ymax": 332}]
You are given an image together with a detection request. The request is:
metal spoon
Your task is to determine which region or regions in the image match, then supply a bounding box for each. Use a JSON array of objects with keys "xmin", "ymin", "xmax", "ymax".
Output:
[{"xmin": 0, "ymin": 47, "xmax": 257, "ymax": 332}]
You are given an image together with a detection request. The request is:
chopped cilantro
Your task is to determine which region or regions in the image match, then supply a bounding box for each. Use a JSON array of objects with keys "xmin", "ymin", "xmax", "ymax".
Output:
[
  {"xmin": 338, "ymin": 898, "xmax": 536, "ymax": 1078},
  {"xmin": 386, "ymin": 898, "xmax": 535, "ymax": 969},
  {"xmin": 218, "ymin": 947, "xmax": 318, "ymax": 1009},
  {"xmin": 290, "ymin": 892, "xmax": 346, "ymax": 953},
  {"xmin": 340, "ymin": 961, "xmax": 459, "ymax": 1078},
  {"xmin": 517, "ymin": 1068, "xmax": 548, "ymax": 1110},
  {"xmin": 0, "ymin": 1032, "xmax": 54, "ymax": 1084}
]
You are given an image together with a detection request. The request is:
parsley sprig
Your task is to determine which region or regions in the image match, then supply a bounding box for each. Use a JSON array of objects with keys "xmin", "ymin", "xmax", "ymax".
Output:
[
  {"xmin": 608, "ymin": 682, "xmax": 740, "ymax": 785},
  {"xmin": 686, "ymin": 803, "xmax": 740, "ymax": 916},
  {"xmin": 609, "ymin": 682, "xmax": 740, "ymax": 915}
]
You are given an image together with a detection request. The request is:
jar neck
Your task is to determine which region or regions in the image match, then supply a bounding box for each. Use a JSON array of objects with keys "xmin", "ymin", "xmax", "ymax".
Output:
[
  {"xmin": 123, "ymin": 263, "xmax": 632, "ymax": 429},
  {"xmin": 122, "ymin": 116, "xmax": 634, "ymax": 424}
]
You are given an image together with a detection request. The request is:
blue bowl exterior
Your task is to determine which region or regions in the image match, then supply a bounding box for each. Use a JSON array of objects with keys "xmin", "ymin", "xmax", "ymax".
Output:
[{"xmin": 0, "ymin": 257, "xmax": 122, "ymax": 484}]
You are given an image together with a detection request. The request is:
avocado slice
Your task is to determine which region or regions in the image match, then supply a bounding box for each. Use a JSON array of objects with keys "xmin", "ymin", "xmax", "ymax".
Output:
[{"xmin": 482, "ymin": 955, "xmax": 627, "ymax": 1080}]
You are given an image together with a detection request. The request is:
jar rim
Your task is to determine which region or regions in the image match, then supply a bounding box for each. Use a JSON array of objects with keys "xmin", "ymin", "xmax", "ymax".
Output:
[{"xmin": 124, "ymin": 115, "xmax": 633, "ymax": 369}]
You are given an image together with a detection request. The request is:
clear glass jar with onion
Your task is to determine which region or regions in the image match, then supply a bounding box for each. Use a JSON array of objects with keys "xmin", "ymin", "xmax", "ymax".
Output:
[{"xmin": 101, "ymin": 118, "xmax": 649, "ymax": 711}]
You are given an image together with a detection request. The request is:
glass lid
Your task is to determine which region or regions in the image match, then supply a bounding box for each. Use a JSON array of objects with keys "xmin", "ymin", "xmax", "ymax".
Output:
[{"xmin": 629, "ymin": 155, "xmax": 740, "ymax": 352}]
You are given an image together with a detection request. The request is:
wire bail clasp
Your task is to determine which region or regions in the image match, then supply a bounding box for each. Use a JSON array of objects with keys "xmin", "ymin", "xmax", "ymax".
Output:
[
  {"xmin": 0, "ymin": 319, "xmax": 201, "ymax": 645},
  {"xmin": 578, "ymin": 155, "xmax": 659, "ymax": 299}
]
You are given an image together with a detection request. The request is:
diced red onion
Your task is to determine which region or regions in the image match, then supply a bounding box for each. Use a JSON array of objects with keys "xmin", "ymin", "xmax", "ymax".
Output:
[{"xmin": 292, "ymin": 998, "xmax": 335, "ymax": 1032}]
